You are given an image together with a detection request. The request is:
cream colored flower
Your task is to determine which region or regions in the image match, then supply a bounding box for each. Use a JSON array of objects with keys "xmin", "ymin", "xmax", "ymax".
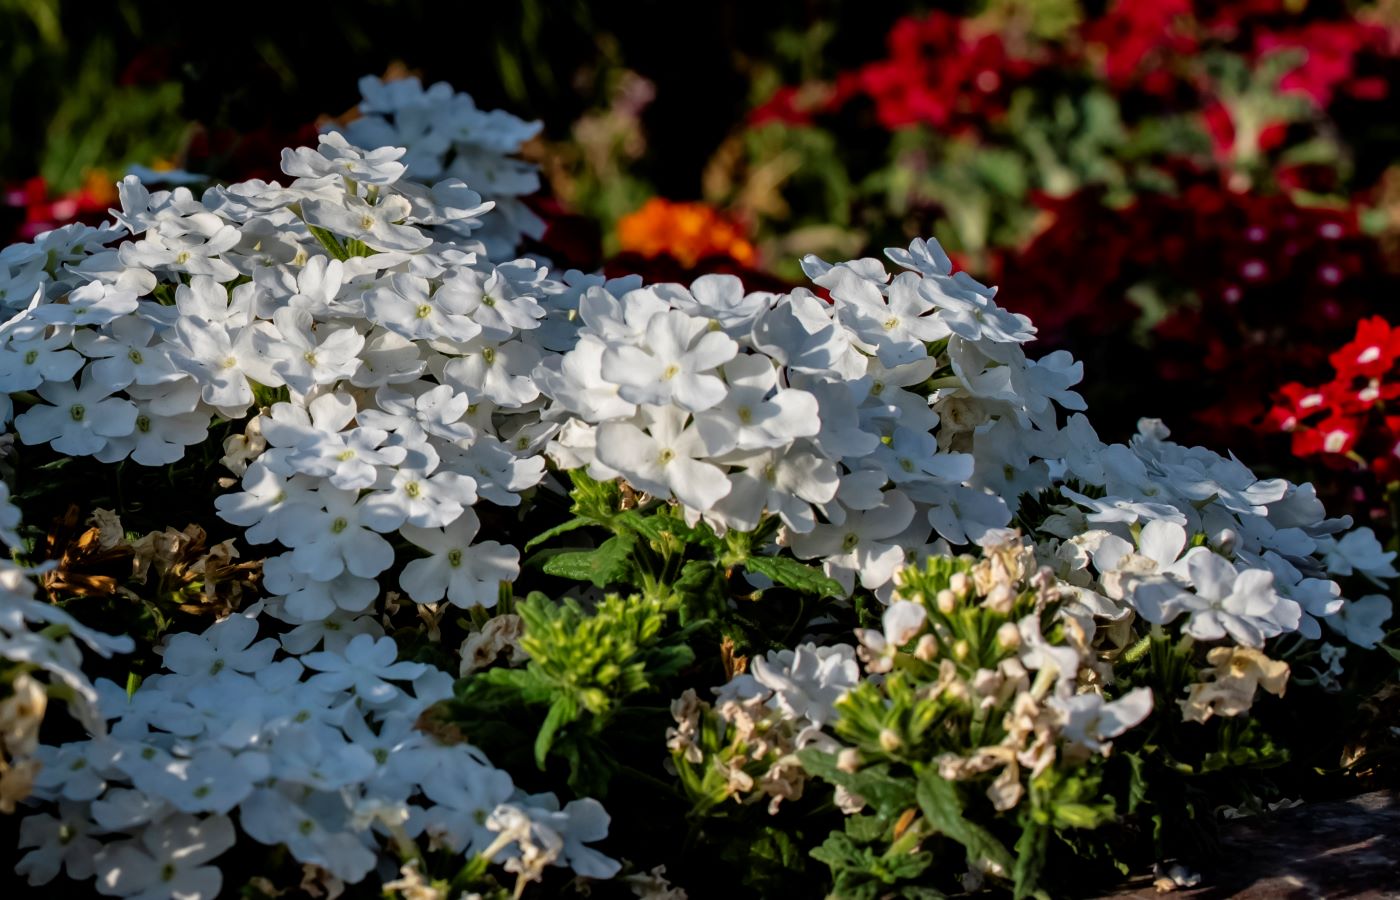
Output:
[{"xmin": 1179, "ymin": 646, "xmax": 1289, "ymax": 723}]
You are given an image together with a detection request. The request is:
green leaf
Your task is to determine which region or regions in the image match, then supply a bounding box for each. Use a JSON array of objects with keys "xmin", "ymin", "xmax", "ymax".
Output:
[
  {"xmin": 915, "ymin": 770, "xmax": 1014, "ymax": 876},
  {"xmin": 799, "ymin": 750, "xmax": 916, "ymax": 818},
  {"xmin": 540, "ymin": 533, "xmax": 637, "ymax": 587},
  {"xmin": 745, "ymin": 555, "xmax": 844, "ymax": 597},
  {"xmin": 845, "ymin": 814, "xmax": 886, "ymax": 843},
  {"xmin": 535, "ymin": 695, "xmax": 579, "ymax": 769},
  {"xmin": 1012, "ymin": 818, "xmax": 1049, "ymax": 900},
  {"xmin": 673, "ymin": 560, "xmax": 728, "ymax": 623},
  {"xmin": 523, "ymin": 515, "xmax": 595, "ymax": 551}
]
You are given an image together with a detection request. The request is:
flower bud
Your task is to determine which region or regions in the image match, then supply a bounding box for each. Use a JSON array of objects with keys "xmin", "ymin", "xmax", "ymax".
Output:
[
  {"xmin": 952, "ymin": 639, "xmax": 971, "ymax": 662},
  {"xmin": 837, "ymin": 747, "xmax": 862, "ymax": 773},
  {"xmin": 1216, "ymin": 529, "xmax": 1238, "ymax": 554},
  {"xmin": 936, "ymin": 589, "xmax": 957, "ymax": 614},
  {"xmin": 949, "ymin": 572, "xmax": 970, "ymax": 598},
  {"xmin": 878, "ymin": 728, "xmax": 903, "ymax": 753},
  {"xmin": 914, "ymin": 634, "xmax": 938, "ymax": 662},
  {"xmin": 984, "ymin": 584, "xmax": 1013, "ymax": 614},
  {"xmin": 996, "ymin": 622, "xmax": 1021, "ymax": 651}
]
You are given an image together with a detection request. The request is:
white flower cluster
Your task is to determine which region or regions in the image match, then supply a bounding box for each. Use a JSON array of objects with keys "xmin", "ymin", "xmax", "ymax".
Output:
[
  {"xmin": 17, "ymin": 612, "xmax": 618, "ymax": 896},
  {"xmin": 337, "ymin": 75, "xmax": 546, "ymax": 260},
  {"xmin": 0, "ymin": 79, "xmax": 1393, "ymax": 895},
  {"xmin": 1049, "ymin": 418, "xmax": 1396, "ymax": 649},
  {"xmin": 0, "ymin": 486, "xmax": 132, "ymax": 811}
]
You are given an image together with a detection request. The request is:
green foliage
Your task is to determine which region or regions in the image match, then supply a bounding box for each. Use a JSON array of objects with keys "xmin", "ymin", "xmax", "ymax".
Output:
[{"xmin": 448, "ymin": 590, "xmax": 693, "ymax": 793}]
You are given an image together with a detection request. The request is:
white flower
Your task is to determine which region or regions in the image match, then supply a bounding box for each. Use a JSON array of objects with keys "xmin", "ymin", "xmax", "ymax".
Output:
[
  {"xmin": 360, "ymin": 383, "xmax": 476, "ymax": 443},
  {"xmin": 97, "ymin": 386, "xmax": 210, "ymax": 466},
  {"xmin": 1326, "ymin": 594, "xmax": 1391, "ymax": 648},
  {"xmin": 238, "ymin": 786, "xmax": 377, "ymax": 883},
  {"xmin": 594, "ymin": 406, "xmax": 732, "ymax": 511},
  {"xmin": 71, "ymin": 314, "xmax": 181, "ymax": 388},
  {"xmin": 16, "ymin": 803, "xmax": 101, "ymax": 885},
  {"xmin": 263, "ymin": 556, "xmax": 380, "ymax": 622},
  {"xmin": 364, "ymin": 273, "xmax": 483, "ymax": 343},
  {"xmin": 923, "ymin": 272, "xmax": 1035, "ymax": 344},
  {"xmin": 872, "ymin": 427, "xmax": 973, "ymax": 485},
  {"xmin": 855, "ymin": 600, "xmax": 927, "ymax": 673},
  {"xmin": 118, "ymin": 213, "xmax": 241, "ymax": 281},
  {"xmin": 917, "ymin": 483, "xmax": 1013, "ymax": 546},
  {"xmin": 263, "ymin": 307, "xmax": 364, "ymax": 393},
  {"xmin": 440, "ymin": 266, "xmax": 545, "ymax": 339},
  {"xmin": 0, "ymin": 325, "xmax": 83, "ymax": 392},
  {"xmin": 93, "ymin": 813, "xmax": 235, "ymax": 900},
  {"xmin": 524, "ymin": 796, "xmax": 621, "ymax": 880},
  {"xmin": 29, "ymin": 281, "xmax": 138, "ymax": 327},
  {"xmin": 885, "ymin": 236, "xmax": 953, "ymax": 277},
  {"xmin": 1051, "ymin": 687, "xmax": 1153, "ymax": 754},
  {"xmin": 709, "ymin": 443, "xmax": 839, "ymax": 533},
  {"xmin": 438, "ymin": 435, "xmax": 545, "ymax": 506},
  {"xmin": 362, "ymin": 464, "xmax": 477, "ymax": 530},
  {"xmin": 278, "ymin": 487, "xmax": 396, "ymax": 580},
  {"xmin": 599, "ymin": 309, "xmax": 738, "ymax": 412},
  {"xmin": 829, "ymin": 269, "xmax": 949, "ymax": 366},
  {"xmin": 213, "ymin": 462, "xmax": 321, "ymax": 544},
  {"xmin": 166, "ymin": 317, "xmax": 263, "ymax": 413},
  {"xmin": 302, "ymin": 194, "xmax": 433, "ymax": 253},
  {"xmin": 1133, "ymin": 549, "xmax": 1301, "ymax": 647},
  {"xmin": 14, "ymin": 371, "xmax": 137, "ymax": 456},
  {"xmin": 1322, "ymin": 528, "xmax": 1399, "ymax": 584},
  {"xmin": 162, "ymin": 615, "xmax": 278, "ymax": 678},
  {"xmin": 143, "ymin": 747, "xmax": 267, "ymax": 814},
  {"xmin": 693, "ymin": 354, "xmax": 819, "ymax": 450},
  {"xmin": 750, "ymin": 643, "xmax": 860, "ymax": 729},
  {"xmin": 664, "ymin": 273, "xmax": 771, "ymax": 336},
  {"xmin": 439, "ymin": 338, "xmax": 542, "ymax": 408},
  {"xmin": 302, "ymin": 633, "xmax": 428, "ymax": 705},
  {"xmin": 399, "ymin": 511, "xmax": 519, "ymax": 608},
  {"xmin": 414, "ymin": 752, "xmax": 516, "ymax": 854},
  {"xmin": 789, "ymin": 490, "xmax": 918, "ymax": 595},
  {"xmin": 282, "ymin": 131, "xmax": 408, "ymax": 185}
]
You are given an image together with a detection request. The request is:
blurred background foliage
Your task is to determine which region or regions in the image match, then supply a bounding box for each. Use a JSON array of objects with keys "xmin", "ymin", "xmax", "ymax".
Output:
[{"xmin": 4, "ymin": 0, "xmax": 1400, "ymax": 529}]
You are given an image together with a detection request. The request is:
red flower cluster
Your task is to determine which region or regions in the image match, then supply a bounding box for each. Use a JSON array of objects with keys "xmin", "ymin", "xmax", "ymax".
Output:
[
  {"xmin": 1268, "ymin": 316, "xmax": 1400, "ymax": 482},
  {"xmin": 3, "ymin": 174, "xmax": 116, "ymax": 241},
  {"xmin": 853, "ymin": 12, "xmax": 1037, "ymax": 131},
  {"xmin": 749, "ymin": 12, "xmax": 1037, "ymax": 131},
  {"xmin": 989, "ymin": 181, "xmax": 1391, "ymax": 450},
  {"xmin": 1082, "ymin": 0, "xmax": 1198, "ymax": 97},
  {"xmin": 1254, "ymin": 19, "xmax": 1394, "ymax": 109},
  {"xmin": 752, "ymin": 1, "xmax": 1398, "ymax": 135}
]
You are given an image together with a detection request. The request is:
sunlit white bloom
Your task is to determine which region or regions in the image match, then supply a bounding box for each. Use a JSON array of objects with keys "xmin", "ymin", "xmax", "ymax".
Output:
[{"xmin": 399, "ymin": 510, "xmax": 519, "ymax": 608}]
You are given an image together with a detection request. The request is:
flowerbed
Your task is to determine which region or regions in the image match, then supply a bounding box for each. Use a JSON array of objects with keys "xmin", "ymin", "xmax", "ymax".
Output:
[{"xmin": 0, "ymin": 76, "xmax": 1395, "ymax": 900}]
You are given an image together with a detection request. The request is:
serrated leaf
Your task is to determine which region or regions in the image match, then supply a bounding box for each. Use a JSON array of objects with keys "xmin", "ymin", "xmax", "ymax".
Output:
[
  {"xmin": 915, "ymin": 769, "xmax": 1014, "ymax": 877},
  {"xmin": 1012, "ymin": 819, "xmax": 1049, "ymax": 900},
  {"xmin": 523, "ymin": 516, "xmax": 596, "ymax": 551},
  {"xmin": 745, "ymin": 555, "xmax": 844, "ymax": 597},
  {"xmin": 845, "ymin": 814, "xmax": 886, "ymax": 843},
  {"xmin": 616, "ymin": 508, "xmax": 720, "ymax": 549},
  {"xmin": 799, "ymin": 750, "xmax": 916, "ymax": 817},
  {"xmin": 535, "ymin": 695, "xmax": 579, "ymax": 769},
  {"xmin": 540, "ymin": 533, "xmax": 636, "ymax": 587},
  {"xmin": 674, "ymin": 560, "xmax": 727, "ymax": 623}
]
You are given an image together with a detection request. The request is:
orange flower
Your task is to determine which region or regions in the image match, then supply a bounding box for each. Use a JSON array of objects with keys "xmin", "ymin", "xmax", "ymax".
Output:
[{"xmin": 616, "ymin": 198, "xmax": 756, "ymax": 268}]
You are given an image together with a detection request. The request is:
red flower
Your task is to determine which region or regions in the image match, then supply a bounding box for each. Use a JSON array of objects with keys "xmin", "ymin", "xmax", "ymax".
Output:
[
  {"xmin": 1082, "ymin": 0, "xmax": 1197, "ymax": 95},
  {"xmin": 1255, "ymin": 21, "xmax": 1391, "ymax": 109},
  {"xmin": 854, "ymin": 13, "xmax": 1037, "ymax": 131},
  {"xmin": 1329, "ymin": 316, "xmax": 1400, "ymax": 380},
  {"xmin": 1292, "ymin": 414, "xmax": 1361, "ymax": 457}
]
